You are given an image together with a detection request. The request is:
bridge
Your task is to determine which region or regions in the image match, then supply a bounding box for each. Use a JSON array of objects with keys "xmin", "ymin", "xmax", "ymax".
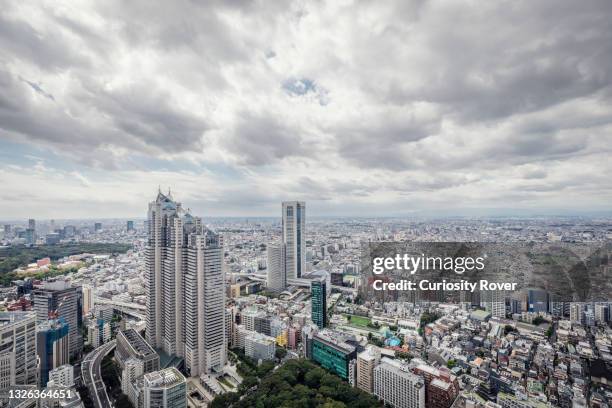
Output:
[{"xmin": 95, "ymin": 297, "xmax": 145, "ymax": 320}]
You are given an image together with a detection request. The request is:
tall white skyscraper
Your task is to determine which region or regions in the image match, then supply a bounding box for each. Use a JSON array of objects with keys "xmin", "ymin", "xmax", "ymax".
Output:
[
  {"xmin": 266, "ymin": 242, "xmax": 286, "ymax": 292},
  {"xmin": 146, "ymin": 190, "xmax": 226, "ymax": 377},
  {"xmin": 282, "ymin": 201, "xmax": 305, "ymax": 280}
]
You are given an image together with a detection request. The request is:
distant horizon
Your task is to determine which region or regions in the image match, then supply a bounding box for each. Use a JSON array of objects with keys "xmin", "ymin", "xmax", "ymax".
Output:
[{"xmin": 2, "ymin": 209, "xmax": 612, "ymax": 224}]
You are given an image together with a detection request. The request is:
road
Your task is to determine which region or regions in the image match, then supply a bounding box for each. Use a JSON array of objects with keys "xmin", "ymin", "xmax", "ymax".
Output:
[{"xmin": 81, "ymin": 340, "xmax": 116, "ymax": 408}]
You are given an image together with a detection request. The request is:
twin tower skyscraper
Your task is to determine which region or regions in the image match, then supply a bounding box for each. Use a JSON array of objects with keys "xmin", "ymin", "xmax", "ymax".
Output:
[
  {"xmin": 145, "ymin": 193, "xmax": 304, "ymax": 378},
  {"xmin": 267, "ymin": 201, "xmax": 306, "ymax": 292},
  {"xmin": 145, "ymin": 190, "xmax": 226, "ymax": 377}
]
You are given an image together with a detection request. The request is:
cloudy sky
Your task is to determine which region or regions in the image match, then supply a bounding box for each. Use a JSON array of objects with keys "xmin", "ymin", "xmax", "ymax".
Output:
[{"xmin": 1, "ymin": 0, "xmax": 612, "ymax": 219}]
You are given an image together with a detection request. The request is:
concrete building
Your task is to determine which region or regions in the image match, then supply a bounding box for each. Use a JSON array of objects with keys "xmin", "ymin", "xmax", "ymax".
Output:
[
  {"xmin": 81, "ymin": 285, "xmax": 94, "ymax": 316},
  {"xmin": 266, "ymin": 242, "xmax": 286, "ymax": 292},
  {"xmin": 122, "ymin": 357, "xmax": 144, "ymax": 407},
  {"xmin": 594, "ymin": 304, "xmax": 609, "ymax": 324},
  {"xmin": 282, "ymin": 201, "xmax": 305, "ymax": 279},
  {"xmin": 143, "ymin": 368, "xmax": 187, "ymax": 408},
  {"xmin": 570, "ymin": 303, "xmax": 586, "ymax": 324},
  {"xmin": 116, "ymin": 329, "xmax": 160, "ymax": 374},
  {"xmin": 0, "ymin": 312, "xmax": 37, "ymax": 390},
  {"xmin": 146, "ymin": 191, "xmax": 226, "ymax": 376},
  {"xmin": 93, "ymin": 304, "xmax": 114, "ymax": 322},
  {"xmin": 245, "ymin": 332, "xmax": 276, "ymax": 362},
  {"xmin": 413, "ymin": 364, "xmax": 459, "ymax": 408},
  {"xmin": 357, "ymin": 345, "xmax": 380, "ymax": 393},
  {"xmin": 88, "ymin": 318, "xmax": 111, "ymax": 348},
  {"xmin": 373, "ymin": 358, "xmax": 425, "ymax": 408},
  {"xmin": 48, "ymin": 364, "xmax": 74, "ymax": 388},
  {"xmin": 33, "ymin": 280, "xmax": 83, "ymax": 359}
]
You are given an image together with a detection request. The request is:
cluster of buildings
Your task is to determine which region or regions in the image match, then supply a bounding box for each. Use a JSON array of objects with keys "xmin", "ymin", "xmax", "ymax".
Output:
[
  {"xmin": 1, "ymin": 192, "xmax": 611, "ymax": 408},
  {"xmin": 1, "ymin": 219, "xmax": 138, "ymax": 247}
]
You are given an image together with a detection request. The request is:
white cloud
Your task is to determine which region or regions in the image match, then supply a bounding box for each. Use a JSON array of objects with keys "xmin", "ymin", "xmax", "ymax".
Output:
[{"xmin": 0, "ymin": 0, "xmax": 611, "ymax": 218}]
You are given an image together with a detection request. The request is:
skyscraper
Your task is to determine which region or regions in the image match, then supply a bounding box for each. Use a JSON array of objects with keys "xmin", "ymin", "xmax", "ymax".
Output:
[
  {"xmin": 282, "ymin": 201, "xmax": 305, "ymax": 279},
  {"xmin": 127, "ymin": 220, "xmax": 135, "ymax": 232},
  {"xmin": 146, "ymin": 190, "xmax": 226, "ymax": 377},
  {"xmin": 0, "ymin": 312, "xmax": 37, "ymax": 390},
  {"xmin": 37, "ymin": 318, "xmax": 70, "ymax": 387},
  {"xmin": 33, "ymin": 281, "xmax": 83, "ymax": 359},
  {"xmin": 311, "ymin": 277, "xmax": 327, "ymax": 329},
  {"xmin": 266, "ymin": 242, "xmax": 286, "ymax": 292}
]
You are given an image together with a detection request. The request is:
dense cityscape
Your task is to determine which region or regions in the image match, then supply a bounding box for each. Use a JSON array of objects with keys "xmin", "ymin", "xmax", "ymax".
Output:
[{"xmin": 0, "ymin": 191, "xmax": 610, "ymax": 408}]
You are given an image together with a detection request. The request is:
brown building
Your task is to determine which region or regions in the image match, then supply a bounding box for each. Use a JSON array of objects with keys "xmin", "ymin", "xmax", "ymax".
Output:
[{"xmin": 413, "ymin": 364, "xmax": 459, "ymax": 408}]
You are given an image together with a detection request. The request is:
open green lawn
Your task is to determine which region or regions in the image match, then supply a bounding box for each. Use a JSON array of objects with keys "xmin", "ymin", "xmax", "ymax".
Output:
[{"xmin": 344, "ymin": 314, "xmax": 371, "ymax": 327}]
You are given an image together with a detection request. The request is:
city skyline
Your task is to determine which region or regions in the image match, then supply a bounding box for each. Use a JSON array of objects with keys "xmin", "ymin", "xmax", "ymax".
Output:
[{"xmin": 1, "ymin": 1, "xmax": 612, "ymax": 219}]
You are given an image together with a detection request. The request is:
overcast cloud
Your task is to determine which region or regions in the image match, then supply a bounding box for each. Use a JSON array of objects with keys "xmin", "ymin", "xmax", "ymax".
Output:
[{"xmin": 1, "ymin": 0, "xmax": 611, "ymax": 219}]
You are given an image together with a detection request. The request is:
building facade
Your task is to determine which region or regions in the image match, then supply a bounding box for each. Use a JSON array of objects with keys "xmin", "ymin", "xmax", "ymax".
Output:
[
  {"xmin": 146, "ymin": 191, "xmax": 226, "ymax": 377},
  {"xmin": 33, "ymin": 280, "xmax": 83, "ymax": 359},
  {"xmin": 0, "ymin": 312, "xmax": 37, "ymax": 390},
  {"xmin": 116, "ymin": 329, "xmax": 160, "ymax": 374},
  {"xmin": 143, "ymin": 368, "xmax": 187, "ymax": 408},
  {"xmin": 37, "ymin": 318, "xmax": 70, "ymax": 387},
  {"xmin": 245, "ymin": 332, "xmax": 276, "ymax": 361},
  {"xmin": 373, "ymin": 358, "xmax": 425, "ymax": 408},
  {"xmin": 311, "ymin": 277, "xmax": 327, "ymax": 329},
  {"xmin": 311, "ymin": 330, "xmax": 356, "ymax": 381},
  {"xmin": 357, "ymin": 345, "xmax": 380, "ymax": 394},
  {"xmin": 266, "ymin": 242, "xmax": 286, "ymax": 292},
  {"xmin": 282, "ymin": 201, "xmax": 305, "ymax": 279}
]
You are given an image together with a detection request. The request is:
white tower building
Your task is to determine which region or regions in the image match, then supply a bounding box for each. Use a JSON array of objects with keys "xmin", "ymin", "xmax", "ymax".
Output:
[
  {"xmin": 146, "ymin": 190, "xmax": 226, "ymax": 377},
  {"xmin": 267, "ymin": 242, "xmax": 286, "ymax": 292},
  {"xmin": 282, "ymin": 201, "xmax": 305, "ymax": 280}
]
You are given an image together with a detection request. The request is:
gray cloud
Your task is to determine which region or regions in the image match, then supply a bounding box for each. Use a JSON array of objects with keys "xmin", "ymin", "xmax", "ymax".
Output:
[{"xmin": 0, "ymin": 0, "xmax": 612, "ymax": 217}]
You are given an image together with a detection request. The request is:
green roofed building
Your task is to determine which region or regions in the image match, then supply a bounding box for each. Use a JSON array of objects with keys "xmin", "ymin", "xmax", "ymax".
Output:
[{"xmin": 311, "ymin": 330, "xmax": 356, "ymax": 380}]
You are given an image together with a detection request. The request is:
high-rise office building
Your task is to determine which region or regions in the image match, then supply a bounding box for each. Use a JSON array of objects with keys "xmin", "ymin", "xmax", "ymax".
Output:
[
  {"xmin": 33, "ymin": 281, "xmax": 83, "ymax": 359},
  {"xmin": 373, "ymin": 357, "xmax": 425, "ymax": 408},
  {"xmin": 266, "ymin": 242, "xmax": 286, "ymax": 292},
  {"xmin": 143, "ymin": 368, "xmax": 187, "ymax": 408},
  {"xmin": 0, "ymin": 312, "xmax": 37, "ymax": 391},
  {"xmin": 94, "ymin": 222, "xmax": 102, "ymax": 232},
  {"xmin": 282, "ymin": 201, "xmax": 305, "ymax": 279},
  {"xmin": 127, "ymin": 220, "xmax": 135, "ymax": 232},
  {"xmin": 81, "ymin": 285, "xmax": 94, "ymax": 316},
  {"xmin": 28, "ymin": 219, "xmax": 36, "ymax": 231},
  {"xmin": 37, "ymin": 318, "xmax": 70, "ymax": 387},
  {"xmin": 311, "ymin": 277, "xmax": 327, "ymax": 329},
  {"xmin": 146, "ymin": 190, "xmax": 226, "ymax": 377},
  {"xmin": 357, "ymin": 345, "xmax": 380, "ymax": 394}
]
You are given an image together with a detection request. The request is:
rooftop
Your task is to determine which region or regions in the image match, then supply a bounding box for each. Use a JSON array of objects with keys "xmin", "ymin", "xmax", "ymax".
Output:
[{"xmin": 144, "ymin": 368, "xmax": 185, "ymax": 388}]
